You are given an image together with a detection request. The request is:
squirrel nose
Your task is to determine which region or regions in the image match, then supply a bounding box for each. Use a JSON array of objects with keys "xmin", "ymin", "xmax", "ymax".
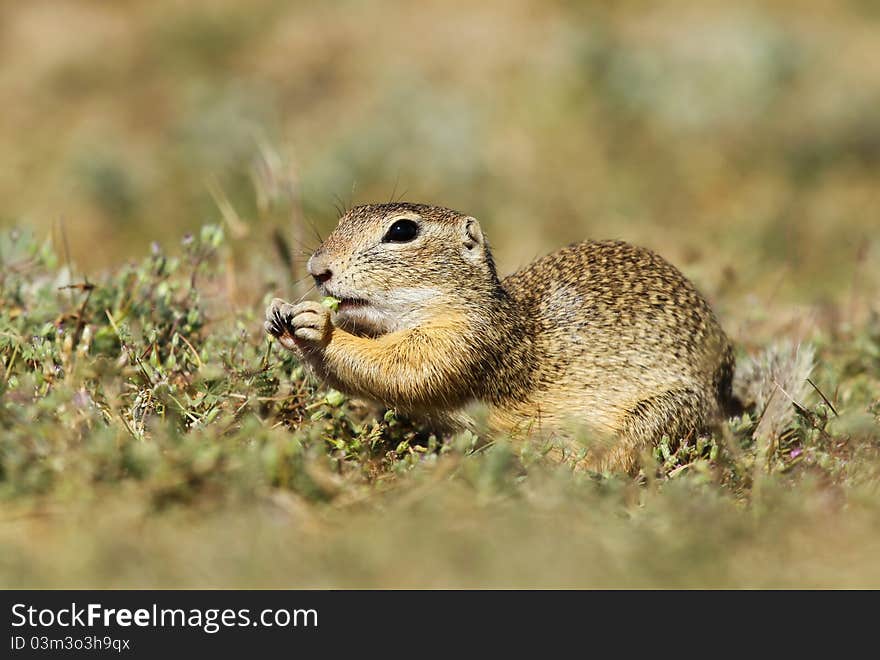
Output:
[{"xmin": 307, "ymin": 254, "xmax": 333, "ymax": 285}]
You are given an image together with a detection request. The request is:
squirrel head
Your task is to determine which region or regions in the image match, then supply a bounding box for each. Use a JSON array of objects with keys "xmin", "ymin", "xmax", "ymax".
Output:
[{"xmin": 307, "ymin": 202, "xmax": 501, "ymax": 336}]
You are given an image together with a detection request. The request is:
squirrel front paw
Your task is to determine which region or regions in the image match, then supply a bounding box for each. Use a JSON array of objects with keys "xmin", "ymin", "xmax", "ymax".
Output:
[{"xmin": 264, "ymin": 298, "xmax": 332, "ymax": 352}]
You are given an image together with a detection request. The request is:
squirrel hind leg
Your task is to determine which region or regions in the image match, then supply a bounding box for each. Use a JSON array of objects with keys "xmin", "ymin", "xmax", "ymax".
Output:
[{"xmin": 599, "ymin": 387, "xmax": 718, "ymax": 474}]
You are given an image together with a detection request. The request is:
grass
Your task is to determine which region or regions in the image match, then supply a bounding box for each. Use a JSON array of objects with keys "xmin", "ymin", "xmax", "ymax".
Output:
[{"xmin": 1, "ymin": 224, "xmax": 878, "ymax": 588}]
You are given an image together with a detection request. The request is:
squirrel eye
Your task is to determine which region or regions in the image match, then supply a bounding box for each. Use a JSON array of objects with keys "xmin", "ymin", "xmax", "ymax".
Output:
[{"xmin": 382, "ymin": 219, "xmax": 419, "ymax": 243}]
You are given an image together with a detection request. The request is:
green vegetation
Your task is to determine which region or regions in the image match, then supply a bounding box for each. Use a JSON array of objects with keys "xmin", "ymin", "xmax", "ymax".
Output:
[
  {"xmin": 1, "ymin": 225, "xmax": 878, "ymax": 587},
  {"xmin": 0, "ymin": 1, "xmax": 878, "ymax": 587}
]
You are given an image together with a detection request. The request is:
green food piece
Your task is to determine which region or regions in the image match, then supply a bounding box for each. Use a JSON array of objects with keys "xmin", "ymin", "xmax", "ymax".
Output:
[{"xmin": 321, "ymin": 296, "xmax": 341, "ymax": 312}]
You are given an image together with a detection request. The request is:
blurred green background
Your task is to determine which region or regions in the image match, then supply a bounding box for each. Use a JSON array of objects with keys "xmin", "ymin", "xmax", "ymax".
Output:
[{"xmin": 1, "ymin": 0, "xmax": 878, "ymax": 305}]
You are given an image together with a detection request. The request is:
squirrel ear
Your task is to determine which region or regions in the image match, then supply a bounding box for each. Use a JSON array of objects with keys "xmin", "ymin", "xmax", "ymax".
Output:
[{"xmin": 461, "ymin": 217, "xmax": 484, "ymax": 251}]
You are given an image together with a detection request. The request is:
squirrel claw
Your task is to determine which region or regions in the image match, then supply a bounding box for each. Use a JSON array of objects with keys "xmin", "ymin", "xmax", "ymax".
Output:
[
  {"xmin": 265, "ymin": 299, "xmax": 292, "ymax": 335},
  {"xmin": 264, "ymin": 298, "xmax": 332, "ymax": 351},
  {"xmin": 264, "ymin": 298, "xmax": 300, "ymax": 351}
]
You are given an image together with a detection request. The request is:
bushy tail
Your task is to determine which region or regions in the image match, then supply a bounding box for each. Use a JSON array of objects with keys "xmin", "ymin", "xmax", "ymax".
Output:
[{"xmin": 732, "ymin": 342, "xmax": 816, "ymax": 441}]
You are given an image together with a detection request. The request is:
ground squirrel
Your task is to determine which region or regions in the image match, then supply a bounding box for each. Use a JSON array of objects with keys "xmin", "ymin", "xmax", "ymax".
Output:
[{"xmin": 265, "ymin": 202, "xmax": 736, "ymax": 472}]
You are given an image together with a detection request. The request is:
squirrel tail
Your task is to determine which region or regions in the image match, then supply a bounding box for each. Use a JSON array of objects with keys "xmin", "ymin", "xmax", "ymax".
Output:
[{"xmin": 731, "ymin": 341, "xmax": 816, "ymax": 440}]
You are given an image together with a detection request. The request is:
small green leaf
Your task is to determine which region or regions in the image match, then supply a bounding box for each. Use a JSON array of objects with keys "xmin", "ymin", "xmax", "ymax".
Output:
[{"xmin": 321, "ymin": 296, "xmax": 341, "ymax": 312}]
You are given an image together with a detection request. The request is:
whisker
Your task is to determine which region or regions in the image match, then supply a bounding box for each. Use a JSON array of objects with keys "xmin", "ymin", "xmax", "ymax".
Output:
[
  {"xmin": 285, "ymin": 273, "xmax": 314, "ymax": 288},
  {"xmin": 288, "ymin": 244, "xmax": 317, "ymax": 257},
  {"xmin": 349, "ymin": 181, "xmax": 358, "ymax": 212},
  {"xmin": 294, "ymin": 283, "xmax": 317, "ymax": 304},
  {"xmin": 389, "ymin": 174, "xmax": 401, "ymax": 204},
  {"xmin": 333, "ymin": 194, "xmax": 349, "ymax": 216},
  {"xmin": 302, "ymin": 211, "xmax": 325, "ymax": 245}
]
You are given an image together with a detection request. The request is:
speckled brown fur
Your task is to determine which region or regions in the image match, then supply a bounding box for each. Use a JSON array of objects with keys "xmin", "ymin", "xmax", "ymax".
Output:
[{"xmin": 265, "ymin": 202, "xmax": 735, "ymax": 473}]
